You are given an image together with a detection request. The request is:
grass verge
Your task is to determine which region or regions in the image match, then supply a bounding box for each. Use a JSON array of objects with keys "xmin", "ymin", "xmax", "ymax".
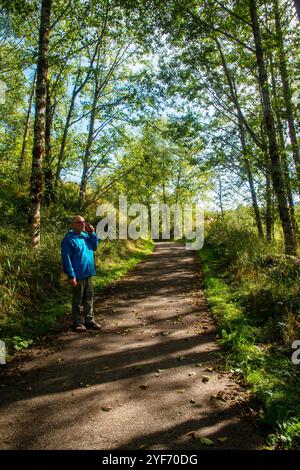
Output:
[{"xmin": 200, "ymin": 244, "xmax": 300, "ymax": 450}]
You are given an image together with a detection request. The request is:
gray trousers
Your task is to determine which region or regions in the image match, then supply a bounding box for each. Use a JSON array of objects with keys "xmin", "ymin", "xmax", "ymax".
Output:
[{"xmin": 72, "ymin": 277, "xmax": 94, "ymax": 326}]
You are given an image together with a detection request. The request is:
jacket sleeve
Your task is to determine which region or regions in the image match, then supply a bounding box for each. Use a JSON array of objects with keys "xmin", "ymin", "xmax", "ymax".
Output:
[
  {"xmin": 61, "ymin": 238, "xmax": 76, "ymax": 279},
  {"xmin": 88, "ymin": 232, "xmax": 98, "ymax": 251}
]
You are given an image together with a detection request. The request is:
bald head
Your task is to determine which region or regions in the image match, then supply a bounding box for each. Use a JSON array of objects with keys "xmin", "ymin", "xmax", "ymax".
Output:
[{"xmin": 72, "ymin": 215, "xmax": 85, "ymax": 233}]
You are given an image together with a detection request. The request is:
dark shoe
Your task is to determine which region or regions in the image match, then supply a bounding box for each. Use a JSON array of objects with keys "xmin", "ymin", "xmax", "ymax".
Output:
[
  {"xmin": 73, "ymin": 324, "xmax": 87, "ymax": 332},
  {"xmin": 85, "ymin": 320, "xmax": 102, "ymax": 330}
]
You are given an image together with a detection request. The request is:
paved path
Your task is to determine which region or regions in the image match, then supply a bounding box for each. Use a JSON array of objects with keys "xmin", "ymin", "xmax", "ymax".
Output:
[{"xmin": 0, "ymin": 242, "xmax": 263, "ymax": 449}]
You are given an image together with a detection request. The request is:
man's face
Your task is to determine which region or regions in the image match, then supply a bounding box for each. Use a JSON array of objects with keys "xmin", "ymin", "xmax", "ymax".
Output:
[{"xmin": 72, "ymin": 217, "xmax": 85, "ymax": 233}]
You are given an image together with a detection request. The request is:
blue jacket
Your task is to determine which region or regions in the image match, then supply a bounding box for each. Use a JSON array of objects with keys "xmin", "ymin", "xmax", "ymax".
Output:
[{"xmin": 61, "ymin": 230, "xmax": 98, "ymax": 280}]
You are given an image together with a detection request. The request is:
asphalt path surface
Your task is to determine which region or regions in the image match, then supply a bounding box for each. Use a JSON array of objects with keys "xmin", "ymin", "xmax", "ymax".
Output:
[{"xmin": 0, "ymin": 242, "xmax": 263, "ymax": 450}]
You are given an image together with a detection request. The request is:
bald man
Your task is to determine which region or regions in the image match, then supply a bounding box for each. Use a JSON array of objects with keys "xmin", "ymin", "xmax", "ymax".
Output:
[{"xmin": 61, "ymin": 215, "xmax": 101, "ymax": 332}]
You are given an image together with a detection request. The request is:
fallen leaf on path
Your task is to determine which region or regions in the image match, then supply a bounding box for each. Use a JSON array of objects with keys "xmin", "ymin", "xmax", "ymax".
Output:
[
  {"xmin": 188, "ymin": 372, "xmax": 197, "ymax": 376},
  {"xmin": 121, "ymin": 329, "xmax": 131, "ymax": 336},
  {"xmin": 217, "ymin": 437, "xmax": 228, "ymax": 443},
  {"xmin": 205, "ymin": 367, "xmax": 213, "ymax": 372},
  {"xmin": 103, "ymin": 366, "xmax": 110, "ymax": 370},
  {"xmin": 101, "ymin": 406, "xmax": 112, "ymax": 412},
  {"xmin": 217, "ymin": 390, "xmax": 226, "ymax": 400},
  {"xmin": 210, "ymin": 390, "xmax": 226, "ymax": 401},
  {"xmin": 202, "ymin": 376, "xmax": 210, "ymax": 383},
  {"xmin": 199, "ymin": 437, "xmax": 214, "ymax": 446},
  {"xmin": 195, "ymin": 363, "xmax": 202, "ymax": 367},
  {"xmin": 176, "ymin": 389, "xmax": 186, "ymax": 393},
  {"xmin": 176, "ymin": 355, "xmax": 186, "ymax": 361}
]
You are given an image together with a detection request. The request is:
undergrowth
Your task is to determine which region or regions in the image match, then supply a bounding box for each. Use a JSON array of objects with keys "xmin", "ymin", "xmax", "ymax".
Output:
[{"xmin": 200, "ymin": 211, "xmax": 300, "ymax": 449}]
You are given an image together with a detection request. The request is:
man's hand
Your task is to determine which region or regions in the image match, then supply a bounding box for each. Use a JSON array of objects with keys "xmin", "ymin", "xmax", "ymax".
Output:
[
  {"xmin": 85, "ymin": 223, "xmax": 95, "ymax": 233},
  {"xmin": 70, "ymin": 278, "xmax": 77, "ymax": 287}
]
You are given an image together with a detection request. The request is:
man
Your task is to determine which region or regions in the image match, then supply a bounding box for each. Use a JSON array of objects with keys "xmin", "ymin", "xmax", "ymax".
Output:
[{"xmin": 61, "ymin": 215, "xmax": 102, "ymax": 332}]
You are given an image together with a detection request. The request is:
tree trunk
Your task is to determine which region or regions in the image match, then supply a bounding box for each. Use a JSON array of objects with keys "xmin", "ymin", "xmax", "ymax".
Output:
[
  {"xmin": 293, "ymin": 0, "xmax": 300, "ymax": 22},
  {"xmin": 248, "ymin": 0, "xmax": 297, "ymax": 255},
  {"xmin": 79, "ymin": 81, "xmax": 98, "ymax": 207},
  {"xmin": 29, "ymin": 0, "xmax": 52, "ymax": 249},
  {"xmin": 237, "ymin": 108, "xmax": 263, "ymax": 239},
  {"xmin": 54, "ymin": 70, "xmax": 80, "ymax": 193},
  {"xmin": 274, "ymin": 0, "xmax": 300, "ymax": 196},
  {"xmin": 260, "ymin": 121, "xmax": 273, "ymax": 241},
  {"xmin": 269, "ymin": 54, "xmax": 298, "ymax": 238},
  {"xmin": 244, "ymin": 155, "xmax": 264, "ymax": 238},
  {"xmin": 44, "ymin": 78, "xmax": 55, "ymax": 204},
  {"xmin": 217, "ymin": 172, "xmax": 224, "ymax": 218},
  {"xmin": 280, "ymin": 137, "xmax": 298, "ymax": 237},
  {"xmin": 265, "ymin": 169, "xmax": 273, "ymax": 241},
  {"xmin": 54, "ymin": 38, "xmax": 103, "ymax": 196},
  {"xmin": 162, "ymin": 181, "xmax": 167, "ymax": 205},
  {"xmin": 175, "ymin": 165, "xmax": 182, "ymax": 205},
  {"xmin": 18, "ymin": 70, "xmax": 36, "ymax": 181},
  {"xmin": 54, "ymin": 92, "xmax": 76, "ymax": 194},
  {"xmin": 215, "ymin": 38, "xmax": 263, "ymax": 238}
]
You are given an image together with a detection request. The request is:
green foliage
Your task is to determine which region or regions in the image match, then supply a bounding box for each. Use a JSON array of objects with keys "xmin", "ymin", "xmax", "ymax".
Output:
[
  {"xmin": 205, "ymin": 210, "xmax": 300, "ymax": 338},
  {"xmin": 267, "ymin": 418, "xmax": 300, "ymax": 450},
  {"xmin": 11, "ymin": 336, "xmax": 33, "ymax": 352},
  {"xmin": 200, "ymin": 211, "xmax": 300, "ymax": 449}
]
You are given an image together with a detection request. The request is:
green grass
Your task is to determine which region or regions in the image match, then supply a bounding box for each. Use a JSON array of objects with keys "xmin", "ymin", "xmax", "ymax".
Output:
[
  {"xmin": 93, "ymin": 239, "xmax": 154, "ymax": 290},
  {"xmin": 200, "ymin": 242, "xmax": 300, "ymax": 449}
]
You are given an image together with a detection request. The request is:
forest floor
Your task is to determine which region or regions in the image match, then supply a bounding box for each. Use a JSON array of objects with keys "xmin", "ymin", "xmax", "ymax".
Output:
[{"xmin": 0, "ymin": 242, "xmax": 264, "ymax": 450}]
